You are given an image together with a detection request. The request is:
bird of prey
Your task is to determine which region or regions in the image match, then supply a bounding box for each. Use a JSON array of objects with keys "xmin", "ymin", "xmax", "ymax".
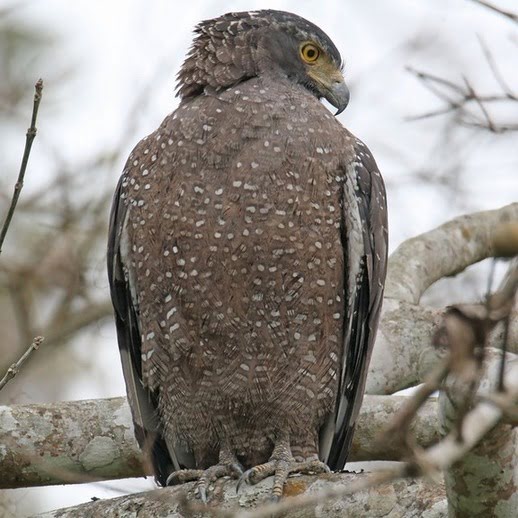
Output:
[{"xmin": 108, "ymin": 9, "xmax": 388, "ymax": 501}]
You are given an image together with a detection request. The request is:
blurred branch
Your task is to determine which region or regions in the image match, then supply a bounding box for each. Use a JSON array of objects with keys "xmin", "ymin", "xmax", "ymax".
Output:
[
  {"xmin": 469, "ymin": 0, "xmax": 518, "ymax": 24},
  {"xmin": 0, "ymin": 78, "xmax": 43, "ymax": 255},
  {"xmin": 407, "ymin": 65, "xmax": 518, "ymax": 133},
  {"xmin": 0, "ymin": 336, "xmax": 43, "ymax": 391}
]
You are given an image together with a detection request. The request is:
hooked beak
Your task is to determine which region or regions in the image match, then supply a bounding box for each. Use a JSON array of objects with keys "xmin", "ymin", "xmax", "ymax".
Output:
[
  {"xmin": 324, "ymin": 78, "xmax": 350, "ymax": 116},
  {"xmin": 308, "ymin": 64, "xmax": 350, "ymax": 116}
]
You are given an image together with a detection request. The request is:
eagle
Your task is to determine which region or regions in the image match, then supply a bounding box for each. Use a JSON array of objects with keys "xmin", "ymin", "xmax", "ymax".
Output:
[{"xmin": 108, "ymin": 9, "xmax": 388, "ymax": 501}]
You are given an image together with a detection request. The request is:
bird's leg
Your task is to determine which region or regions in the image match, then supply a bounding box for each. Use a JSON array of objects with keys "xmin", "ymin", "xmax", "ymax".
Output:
[
  {"xmin": 166, "ymin": 445, "xmax": 243, "ymax": 503},
  {"xmin": 237, "ymin": 434, "xmax": 330, "ymax": 501}
]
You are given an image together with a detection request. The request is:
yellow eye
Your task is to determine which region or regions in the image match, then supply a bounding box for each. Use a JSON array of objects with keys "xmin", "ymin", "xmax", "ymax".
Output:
[{"xmin": 300, "ymin": 43, "xmax": 320, "ymax": 63}]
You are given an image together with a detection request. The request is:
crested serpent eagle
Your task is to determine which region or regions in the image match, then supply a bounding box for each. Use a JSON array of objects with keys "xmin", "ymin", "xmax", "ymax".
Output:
[{"xmin": 108, "ymin": 9, "xmax": 388, "ymax": 500}]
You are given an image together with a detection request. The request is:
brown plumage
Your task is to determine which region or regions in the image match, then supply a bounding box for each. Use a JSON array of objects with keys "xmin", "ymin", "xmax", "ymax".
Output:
[{"xmin": 108, "ymin": 9, "xmax": 387, "ymax": 500}]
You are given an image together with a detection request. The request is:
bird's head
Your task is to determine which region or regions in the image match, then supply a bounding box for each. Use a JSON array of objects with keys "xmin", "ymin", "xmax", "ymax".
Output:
[{"xmin": 177, "ymin": 10, "xmax": 349, "ymax": 114}]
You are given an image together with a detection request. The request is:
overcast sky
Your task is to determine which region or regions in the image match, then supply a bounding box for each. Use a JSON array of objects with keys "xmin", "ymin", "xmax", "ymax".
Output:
[{"xmin": 2, "ymin": 0, "xmax": 517, "ymax": 515}]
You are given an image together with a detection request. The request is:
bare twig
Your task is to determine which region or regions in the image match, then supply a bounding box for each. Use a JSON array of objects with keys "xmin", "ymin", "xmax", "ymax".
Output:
[
  {"xmin": 469, "ymin": 0, "xmax": 518, "ymax": 24},
  {"xmin": 497, "ymin": 312, "xmax": 511, "ymax": 391},
  {"xmin": 379, "ymin": 359, "xmax": 449, "ymax": 452},
  {"xmin": 431, "ymin": 362, "xmax": 517, "ymax": 464},
  {"xmin": 477, "ymin": 36, "xmax": 515, "ymax": 97},
  {"xmin": 406, "ymin": 65, "xmax": 518, "ymax": 132},
  {"xmin": 0, "ymin": 336, "xmax": 44, "ymax": 391},
  {"xmin": 463, "ymin": 75, "xmax": 496, "ymax": 131},
  {"xmin": 0, "ymin": 79, "xmax": 43, "ymax": 255}
]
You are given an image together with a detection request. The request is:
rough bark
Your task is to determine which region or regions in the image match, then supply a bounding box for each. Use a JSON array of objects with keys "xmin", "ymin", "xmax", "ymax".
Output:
[
  {"xmin": 0, "ymin": 395, "xmax": 439, "ymax": 489},
  {"xmin": 367, "ymin": 301, "xmax": 518, "ymax": 395},
  {"xmin": 439, "ymin": 349, "xmax": 518, "ymax": 517},
  {"xmin": 0, "ymin": 397, "xmax": 143, "ymax": 489},
  {"xmin": 34, "ymin": 473, "xmax": 447, "ymax": 518}
]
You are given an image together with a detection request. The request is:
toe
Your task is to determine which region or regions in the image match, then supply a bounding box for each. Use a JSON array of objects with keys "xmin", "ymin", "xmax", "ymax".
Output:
[
  {"xmin": 236, "ymin": 467, "xmax": 254, "ymax": 493},
  {"xmin": 166, "ymin": 469, "xmax": 203, "ymax": 486},
  {"xmin": 198, "ymin": 485, "xmax": 208, "ymax": 503}
]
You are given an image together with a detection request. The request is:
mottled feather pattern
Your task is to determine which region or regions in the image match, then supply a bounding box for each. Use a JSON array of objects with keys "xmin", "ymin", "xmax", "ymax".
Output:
[{"xmin": 108, "ymin": 9, "xmax": 388, "ymax": 486}]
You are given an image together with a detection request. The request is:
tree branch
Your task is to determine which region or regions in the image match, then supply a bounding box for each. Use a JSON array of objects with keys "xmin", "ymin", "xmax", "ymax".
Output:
[
  {"xmin": 385, "ymin": 203, "xmax": 518, "ymax": 304},
  {"xmin": 34, "ymin": 473, "xmax": 447, "ymax": 518},
  {"xmin": 469, "ymin": 0, "xmax": 518, "ymax": 24},
  {"xmin": 0, "ymin": 79, "xmax": 43, "ymax": 255},
  {"xmin": 439, "ymin": 349, "xmax": 518, "ymax": 516},
  {"xmin": 368, "ymin": 204, "xmax": 518, "ymax": 394},
  {"xmin": 0, "ymin": 336, "xmax": 44, "ymax": 391},
  {"xmin": 0, "ymin": 394, "xmax": 438, "ymax": 489}
]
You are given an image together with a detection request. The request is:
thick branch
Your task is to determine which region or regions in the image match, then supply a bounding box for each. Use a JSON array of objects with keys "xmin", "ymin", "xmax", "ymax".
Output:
[
  {"xmin": 366, "ymin": 299, "xmax": 517, "ymax": 394},
  {"xmin": 0, "ymin": 395, "xmax": 439, "ymax": 489},
  {"xmin": 439, "ymin": 349, "xmax": 518, "ymax": 517},
  {"xmin": 368, "ymin": 204, "xmax": 518, "ymax": 394},
  {"xmin": 0, "ymin": 397, "xmax": 143, "ymax": 489},
  {"xmin": 385, "ymin": 203, "xmax": 518, "ymax": 304},
  {"xmin": 35, "ymin": 473, "xmax": 447, "ymax": 518}
]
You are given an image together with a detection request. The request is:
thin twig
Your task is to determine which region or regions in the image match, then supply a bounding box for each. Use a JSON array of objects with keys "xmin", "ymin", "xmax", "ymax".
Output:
[
  {"xmin": 0, "ymin": 79, "xmax": 43, "ymax": 255},
  {"xmin": 498, "ymin": 312, "xmax": 511, "ymax": 392},
  {"xmin": 0, "ymin": 336, "xmax": 44, "ymax": 391},
  {"xmin": 469, "ymin": 0, "xmax": 518, "ymax": 24},
  {"xmin": 463, "ymin": 76, "xmax": 496, "ymax": 132},
  {"xmin": 406, "ymin": 66, "xmax": 518, "ymax": 132},
  {"xmin": 379, "ymin": 359, "xmax": 450, "ymax": 449},
  {"xmin": 477, "ymin": 36, "xmax": 516, "ymax": 98}
]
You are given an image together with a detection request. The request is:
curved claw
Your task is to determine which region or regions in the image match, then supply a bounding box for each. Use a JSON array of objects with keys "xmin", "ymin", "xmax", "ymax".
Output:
[
  {"xmin": 230, "ymin": 462, "xmax": 244, "ymax": 477},
  {"xmin": 198, "ymin": 485, "xmax": 208, "ymax": 503},
  {"xmin": 269, "ymin": 493, "xmax": 281, "ymax": 504},
  {"xmin": 236, "ymin": 468, "xmax": 253, "ymax": 494}
]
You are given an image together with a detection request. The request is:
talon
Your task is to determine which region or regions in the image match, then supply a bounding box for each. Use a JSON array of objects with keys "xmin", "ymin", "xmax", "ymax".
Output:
[
  {"xmin": 236, "ymin": 469, "xmax": 253, "ymax": 493},
  {"xmin": 269, "ymin": 493, "xmax": 281, "ymax": 503},
  {"xmin": 198, "ymin": 485, "xmax": 207, "ymax": 503},
  {"xmin": 231, "ymin": 462, "xmax": 244, "ymax": 477}
]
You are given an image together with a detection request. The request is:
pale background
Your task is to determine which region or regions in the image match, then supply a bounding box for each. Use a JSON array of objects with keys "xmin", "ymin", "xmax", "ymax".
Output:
[{"xmin": 0, "ymin": 0, "xmax": 516, "ymax": 515}]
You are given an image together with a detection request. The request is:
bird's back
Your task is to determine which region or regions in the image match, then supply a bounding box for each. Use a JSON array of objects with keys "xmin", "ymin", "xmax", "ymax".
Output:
[{"xmin": 120, "ymin": 77, "xmax": 355, "ymax": 467}]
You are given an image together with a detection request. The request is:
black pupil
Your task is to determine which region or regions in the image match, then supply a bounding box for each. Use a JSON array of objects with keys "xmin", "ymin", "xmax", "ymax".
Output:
[{"xmin": 307, "ymin": 48, "xmax": 316, "ymax": 59}]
